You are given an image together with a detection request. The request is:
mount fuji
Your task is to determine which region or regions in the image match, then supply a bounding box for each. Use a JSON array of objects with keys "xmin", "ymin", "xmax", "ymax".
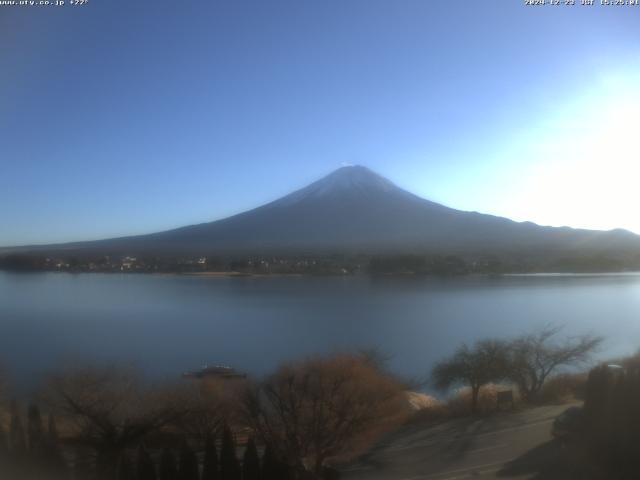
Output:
[{"xmin": 5, "ymin": 165, "xmax": 640, "ymax": 258}]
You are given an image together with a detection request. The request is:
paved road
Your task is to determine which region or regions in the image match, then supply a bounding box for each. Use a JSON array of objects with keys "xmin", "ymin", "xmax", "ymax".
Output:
[{"xmin": 341, "ymin": 404, "xmax": 580, "ymax": 480}]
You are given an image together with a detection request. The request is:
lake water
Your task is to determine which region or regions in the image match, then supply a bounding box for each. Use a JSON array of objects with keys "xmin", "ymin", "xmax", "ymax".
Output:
[{"xmin": 2, "ymin": 271, "xmax": 640, "ymax": 391}]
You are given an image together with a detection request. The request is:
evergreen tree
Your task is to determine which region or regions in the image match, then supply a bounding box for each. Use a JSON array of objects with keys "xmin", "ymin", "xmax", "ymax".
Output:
[
  {"xmin": 0, "ymin": 420, "xmax": 11, "ymax": 477},
  {"xmin": 0, "ymin": 419, "xmax": 8, "ymax": 458},
  {"xmin": 9, "ymin": 400, "xmax": 26, "ymax": 458},
  {"xmin": 97, "ymin": 449, "xmax": 117, "ymax": 480},
  {"xmin": 159, "ymin": 448, "xmax": 178, "ymax": 480},
  {"xmin": 47, "ymin": 413, "xmax": 59, "ymax": 445},
  {"xmin": 261, "ymin": 445, "xmax": 278, "ymax": 480},
  {"xmin": 27, "ymin": 403, "xmax": 45, "ymax": 463},
  {"xmin": 242, "ymin": 438, "xmax": 260, "ymax": 480},
  {"xmin": 320, "ymin": 466, "xmax": 341, "ymax": 480},
  {"xmin": 45, "ymin": 413, "xmax": 68, "ymax": 475},
  {"xmin": 116, "ymin": 453, "xmax": 136, "ymax": 480},
  {"xmin": 137, "ymin": 445, "xmax": 157, "ymax": 480},
  {"xmin": 201, "ymin": 435, "xmax": 219, "ymax": 480},
  {"xmin": 276, "ymin": 456, "xmax": 291, "ymax": 480},
  {"xmin": 73, "ymin": 448, "xmax": 93, "ymax": 480},
  {"xmin": 219, "ymin": 426, "xmax": 240, "ymax": 480},
  {"xmin": 178, "ymin": 441, "xmax": 199, "ymax": 480},
  {"xmin": 261, "ymin": 445, "xmax": 289, "ymax": 480}
]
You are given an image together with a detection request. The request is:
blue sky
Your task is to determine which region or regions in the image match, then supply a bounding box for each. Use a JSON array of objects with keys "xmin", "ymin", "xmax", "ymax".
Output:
[{"xmin": 1, "ymin": 0, "xmax": 639, "ymax": 246}]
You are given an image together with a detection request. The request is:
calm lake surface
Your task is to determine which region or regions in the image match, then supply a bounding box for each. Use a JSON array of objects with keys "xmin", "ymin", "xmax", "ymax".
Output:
[{"xmin": 2, "ymin": 272, "xmax": 640, "ymax": 390}]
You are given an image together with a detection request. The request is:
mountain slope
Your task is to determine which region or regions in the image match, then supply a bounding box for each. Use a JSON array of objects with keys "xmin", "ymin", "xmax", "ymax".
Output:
[{"xmin": 5, "ymin": 165, "xmax": 640, "ymax": 258}]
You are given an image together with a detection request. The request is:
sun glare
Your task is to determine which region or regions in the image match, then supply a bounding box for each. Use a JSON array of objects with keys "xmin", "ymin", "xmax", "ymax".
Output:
[{"xmin": 505, "ymin": 75, "xmax": 640, "ymax": 233}]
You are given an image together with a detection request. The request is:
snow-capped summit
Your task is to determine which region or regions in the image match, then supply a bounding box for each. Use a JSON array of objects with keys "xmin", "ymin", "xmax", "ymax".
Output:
[
  {"xmin": 304, "ymin": 165, "xmax": 397, "ymax": 196},
  {"xmin": 272, "ymin": 165, "xmax": 412, "ymax": 207}
]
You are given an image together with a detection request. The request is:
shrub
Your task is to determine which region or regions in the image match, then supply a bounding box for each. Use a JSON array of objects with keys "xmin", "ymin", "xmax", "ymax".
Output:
[
  {"xmin": 446, "ymin": 383, "xmax": 518, "ymax": 416},
  {"xmin": 535, "ymin": 373, "xmax": 587, "ymax": 404}
]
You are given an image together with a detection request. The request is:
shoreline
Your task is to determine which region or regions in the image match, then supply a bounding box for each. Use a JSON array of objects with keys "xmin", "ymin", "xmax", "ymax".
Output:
[{"xmin": 2, "ymin": 269, "xmax": 640, "ymax": 278}]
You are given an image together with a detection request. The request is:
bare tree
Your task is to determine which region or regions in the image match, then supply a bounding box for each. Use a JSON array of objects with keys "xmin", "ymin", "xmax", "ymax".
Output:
[
  {"xmin": 432, "ymin": 339, "xmax": 510, "ymax": 413},
  {"xmin": 357, "ymin": 347, "xmax": 393, "ymax": 372},
  {"xmin": 242, "ymin": 353, "xmax": 403, "ymax": 478},
  {"xmin": 507, "ymin": 325, "xmax": 602, "ymax": 401},
  {"xmin": 43, "ymin": 366, "xmax": 187, "ymax": 479},
  {"xmin": 171, "ymin": 380, "xmax": 237, "ymax": 447}
]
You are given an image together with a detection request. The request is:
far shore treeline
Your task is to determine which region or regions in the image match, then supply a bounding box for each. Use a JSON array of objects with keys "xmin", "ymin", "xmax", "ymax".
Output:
[{"xmin": 1, "ymin": 252, "xmax": 639, "ymax": 275}]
